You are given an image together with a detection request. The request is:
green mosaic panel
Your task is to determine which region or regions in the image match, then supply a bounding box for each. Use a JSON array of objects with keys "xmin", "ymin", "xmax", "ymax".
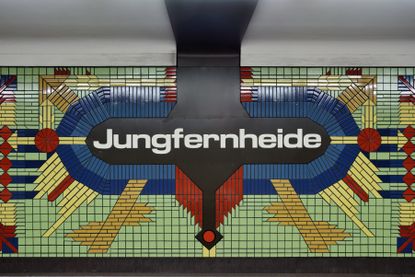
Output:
[{"xmin": 0, "ymin": 67, "xmax": 414, "ymax": 257}]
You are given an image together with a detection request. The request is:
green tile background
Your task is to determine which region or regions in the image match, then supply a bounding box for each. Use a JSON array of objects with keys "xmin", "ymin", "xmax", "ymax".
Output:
[{"xmin": 0, "ymin": 67, "xmax": 414, "ymax": 257}]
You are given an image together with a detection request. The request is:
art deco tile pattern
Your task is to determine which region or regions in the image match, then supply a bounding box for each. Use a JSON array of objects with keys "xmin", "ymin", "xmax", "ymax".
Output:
[{"xmin": 0, "ymin": 67, "xmax": 414, "ymax": 257}]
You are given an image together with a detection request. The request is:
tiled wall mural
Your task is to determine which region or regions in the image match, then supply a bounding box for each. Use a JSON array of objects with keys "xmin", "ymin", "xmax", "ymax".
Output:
[{"xmin": 0, "ymin": 66, "xmax": 414, "ymax": 257}]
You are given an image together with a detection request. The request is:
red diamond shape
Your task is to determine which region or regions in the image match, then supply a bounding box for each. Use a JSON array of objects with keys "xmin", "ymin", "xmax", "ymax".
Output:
[
  {"xmin": 0, "ymin": 126, "xmax": 12, "ymax": 140},
  {"xmin": 0, "ymin": 173, "xmax": 12, "ymax": 186},
  {"xmin": 403, "ymin": 157, "xmax": 415, "ymax": 171},
  {"xmin": 0, "ymin": 188, "xmax": 12, "ymax": 203},
  {"xmin": 0, "ymin": 157, "xmax": 12, "ymax": 171},
  {"xmin": 403, "ymin": 125, "xmax": 415, "ymax": 139},
  {"xmin": 403, "ymin": 188, "xmax": 415, "ymax": 202},
  {"xmin": 0, "ymin": 141, "xmax": 12, "ymax": 155},
  {"xmin": 403, "ymin": 172, "xmax": 415, "ymax": 185},
  {"xmin": 403, "ymin": 141, "xmax": 415, "ymax": 155}
]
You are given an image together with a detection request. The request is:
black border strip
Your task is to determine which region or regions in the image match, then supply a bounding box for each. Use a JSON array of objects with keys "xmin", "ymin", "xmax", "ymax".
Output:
[{"xmin": 1, "ymin": 258, "xmax": 415, "ymax": 275}]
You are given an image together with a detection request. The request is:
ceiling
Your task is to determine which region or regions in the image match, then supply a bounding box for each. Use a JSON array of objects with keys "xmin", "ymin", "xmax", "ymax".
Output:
[
  {"xmin": 242, "ymin": 0, "xmax": 415, "ymax": 66},
  {"xmin": 0, "ymin": 0, "xmax": 176, "ymax": 66},
  {"xmin": 0, "ymin": 0, "xmax": 414, "ymax": 66}
]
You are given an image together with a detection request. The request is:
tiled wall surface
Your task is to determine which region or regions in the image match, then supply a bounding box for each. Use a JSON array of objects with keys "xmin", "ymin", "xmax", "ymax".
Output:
[{"xmin": 0, "ymin": 67, "xmax": 414, "ymax": 257}]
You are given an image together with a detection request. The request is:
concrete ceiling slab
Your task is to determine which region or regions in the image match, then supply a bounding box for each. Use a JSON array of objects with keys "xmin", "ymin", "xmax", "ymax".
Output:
[
  {"xmin": 0, "ymin": 0, "xmax": 176, "ymax": 66},
  {"xmin": 1, "ymin": 0, "xmax": 415, "ymax": 66},
  {"xmin": 242, "ymin": 0, "xmax": 415, "ymax": 66}
]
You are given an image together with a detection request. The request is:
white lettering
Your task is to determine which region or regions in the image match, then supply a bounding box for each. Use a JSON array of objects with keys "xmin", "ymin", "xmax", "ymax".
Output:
[
  {"xmin": 92, "ymin": 128, "xmax": 323, "ymax": 154},
  {"xmin": 93, "ymin": 128, "xmax": 113, "ymax": 149}
]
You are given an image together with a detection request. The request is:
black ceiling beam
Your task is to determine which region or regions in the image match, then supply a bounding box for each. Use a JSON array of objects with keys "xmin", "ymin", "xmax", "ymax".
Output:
[{"xmin": 165, "ymin": 0, "xmax": 258, "ymax": 66}]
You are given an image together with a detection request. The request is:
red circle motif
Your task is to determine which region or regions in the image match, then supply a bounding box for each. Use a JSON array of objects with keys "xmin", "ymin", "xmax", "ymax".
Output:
[
  {"xmin": 357, "ymin": 128, "xmax": 381, "ymax": 152},
  {"xmin": 203, "ymin": 230, "xmax": 216, "ymax": 243},
  {"xmin": 35, "ymin": 128, "xmax": 60, "ymax": 153}
]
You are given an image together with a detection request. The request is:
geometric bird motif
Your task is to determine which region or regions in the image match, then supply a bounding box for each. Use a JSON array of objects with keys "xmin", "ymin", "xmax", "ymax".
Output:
[
  {"xmin": 66, "ymin": 180, "xmax": 152, "ymax": 253},
  {"xmin": 320, "ymin": 152, "xmax": 382, "ymax": 237},
  {"xmin": 265, "ymin": 179, "xmax": 350, "ymax": 253},
  {"xmin": 34, "ymin": 153, "xmax": 99, "ymax": 237}
]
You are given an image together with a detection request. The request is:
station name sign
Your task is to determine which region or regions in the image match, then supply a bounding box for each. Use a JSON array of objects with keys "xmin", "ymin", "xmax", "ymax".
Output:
[
  {"xmin": 93, "ymin": 128, "xmax": 322, "ymax": 154},
  {"xmin": 86, "ymin": 118, "xmax": 330, "ymax": 165}
]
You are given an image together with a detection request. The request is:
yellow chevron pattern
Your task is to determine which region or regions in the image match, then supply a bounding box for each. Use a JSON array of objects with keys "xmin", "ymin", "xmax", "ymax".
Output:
[
  {"xmin": 40, "ymin": 99, "xmax": 54, "ymax": 129},
  {"xmin": 399, "ymin": 103, "xmax": 415, "ymax": 126},
  {"xmin": 265, "ymin": 179, "xmax": 350, "ymax": 253},
  {"xmin": 0, "ymin": 103, "xmax": 16, "ymax": 127},
  {"xmin": 241, "ymin": 76, "xmax": 369, "ymax": 90},
  {"xmin": 65, "ymin": 76, "xmax": 176, "ymax": 91},
  {"xmin": 33, "ymin": 153, "xmax": 98, "ymax": 237},
  {"xmin": 320, "ymin": 153, "xmax": 382, "ymax": 237},
  {"xmin": 66, "ymin": 180, "xmax": 151, "ymax": 253},
  {"xmin": 399, "ymin": 202, "xmax": 415, "ymax": 226},
  {"xmin": 43, "ymin": 181, "xmax": 98, "ymax": 237},
  {"xmin": 34, "ymin": 153, "xmax": 67, "ymax": 199},
  {"xmin": 320, "ymin": 180, "xmax": 373, "ymax": 237},
  {"xmin": 362, "ymin": 100, "xmax": 376, "ymax": 129},
  {"xmin": 0, "ymin": 203, "xmax": 16, "ymax": 226},
  {"xmin": 347, "ymin": 153, "xmax": 382, "ymax": 198}
]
